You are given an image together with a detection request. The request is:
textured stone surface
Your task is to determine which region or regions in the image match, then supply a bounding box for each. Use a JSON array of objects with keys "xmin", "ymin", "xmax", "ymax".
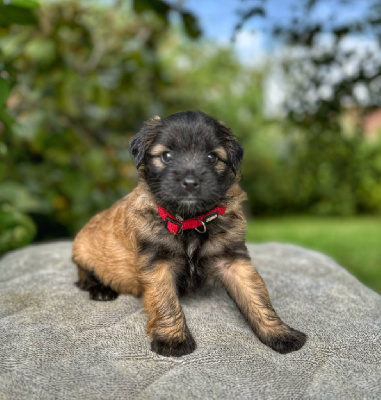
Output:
[{"xmin": 0, "ymin": 241, "xmax": 380, "ymax": 399}]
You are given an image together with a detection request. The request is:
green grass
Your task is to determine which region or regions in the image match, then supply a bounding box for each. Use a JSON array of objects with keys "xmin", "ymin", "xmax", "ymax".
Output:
[{"xmin": 246, "ymin": 216, "xmax": 381, "ymax": 294}]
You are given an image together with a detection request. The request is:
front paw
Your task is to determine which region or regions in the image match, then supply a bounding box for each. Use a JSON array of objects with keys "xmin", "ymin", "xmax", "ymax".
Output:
[
  {"xmin": 151, "ymin": 334, "xmax": 196, "ymax": 357},
  {"xmin": 263, "ymin": 326, "xmax": 307, "ymax": 354},
  {"xmin": 89, "ymin": 284, "xmax": 119, "ymax": 301}
]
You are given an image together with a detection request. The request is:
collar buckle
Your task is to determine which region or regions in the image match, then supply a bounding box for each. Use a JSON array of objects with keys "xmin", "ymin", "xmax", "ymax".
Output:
[{"xmin": 164, "ymin": 216, "xmax": 183, "ymax": 235}]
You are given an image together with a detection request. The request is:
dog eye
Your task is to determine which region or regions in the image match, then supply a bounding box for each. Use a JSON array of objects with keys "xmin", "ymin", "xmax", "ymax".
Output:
[
  {"xmin": 161, "ymin": 151, "xmax": 172, "ymax": 163},
  {"xmin": 208, "ymin": 153, "xmax": 218, "ymax": 164}
]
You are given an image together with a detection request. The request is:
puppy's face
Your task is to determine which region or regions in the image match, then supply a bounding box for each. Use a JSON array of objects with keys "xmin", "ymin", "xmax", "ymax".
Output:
[{"xmin": 130, "ymin": 111, "xmax": 243, "ymax": 217}]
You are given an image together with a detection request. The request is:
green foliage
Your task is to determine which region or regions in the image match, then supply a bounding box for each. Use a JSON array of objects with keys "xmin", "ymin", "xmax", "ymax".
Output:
[
  {"xmin": 0, "ymin": 0, "xmax": 39, "ymax": 254},
  {"xmin": 0, "ymin": 203, "xmax": 36, "ymax": 253},
  {"xmin": 242, "ymin": 123, "xmax": 381, "ymax": 216},
  {"xmin": 132, "ymin": 0, "xmax": 201, "ymax": 39},
  {"xmin": 0, "ymin": 77, "xmax": 10, "ymax": 104},
  {"xmin": 0, "ymin": 0, "xmax": 38, "ymax": 27}
]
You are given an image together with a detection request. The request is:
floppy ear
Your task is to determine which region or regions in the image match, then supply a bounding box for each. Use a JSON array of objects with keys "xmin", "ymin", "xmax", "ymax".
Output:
[
  {"xmin": 129, "ymin": 116, "xmax": 161, "ymax": 168},
  {"xmin": 226, "ymin": 138, "xmax": 244, "ymax": 174},
  {"xmin": 217, "ymin": 120, "xmax": 244, "ymax": 174}
]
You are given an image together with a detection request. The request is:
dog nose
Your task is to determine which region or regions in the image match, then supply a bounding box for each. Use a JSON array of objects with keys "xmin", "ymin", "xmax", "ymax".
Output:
[{"xmin": 181, "ymin": 176, "xmax": 199, "ymax": 192}]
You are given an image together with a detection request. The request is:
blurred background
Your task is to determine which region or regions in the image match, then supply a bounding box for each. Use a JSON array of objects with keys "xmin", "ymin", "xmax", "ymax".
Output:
[{"xmin": 0, "ymin": 0, "xmax": 380, "ymax": 293}]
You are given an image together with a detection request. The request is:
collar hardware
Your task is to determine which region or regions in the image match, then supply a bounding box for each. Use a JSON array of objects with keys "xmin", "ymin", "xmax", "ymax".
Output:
[
  {"xmin": 164, "ymin": 216, "xmax": 183, "ymax": 235},
  {"xmin": 203, "ymin": 211, "xmax": 218, "ymax": 223},
  {"xmin": 157, "ymin": 205, "xmax": 226, "ymax": 235},
  {"xmin": 194, "ymin": 218, "xmax": 207, "ymax": 234}
]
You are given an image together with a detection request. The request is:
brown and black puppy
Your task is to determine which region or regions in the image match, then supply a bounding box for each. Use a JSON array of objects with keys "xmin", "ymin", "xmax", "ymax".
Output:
[{"xmin": 72, "ymin": 110, "xmax": 307, "ymax": 357}]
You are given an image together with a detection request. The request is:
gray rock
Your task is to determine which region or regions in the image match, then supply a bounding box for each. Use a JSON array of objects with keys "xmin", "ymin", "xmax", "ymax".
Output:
[{"xmin": 0, "ymin": 241, "xmax": 380, "ymax": 399}]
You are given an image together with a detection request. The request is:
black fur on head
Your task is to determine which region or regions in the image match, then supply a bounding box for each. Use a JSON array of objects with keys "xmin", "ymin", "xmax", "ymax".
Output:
[{"xmin": 129, "ymin": 110, "xmax": 244, "ymax": 218}]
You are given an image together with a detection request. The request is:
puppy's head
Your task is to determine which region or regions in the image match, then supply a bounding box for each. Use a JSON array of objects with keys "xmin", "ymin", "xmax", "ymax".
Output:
[{"xmin": 130, "ymin": 111, "xmax": 243, "ymax": 217}]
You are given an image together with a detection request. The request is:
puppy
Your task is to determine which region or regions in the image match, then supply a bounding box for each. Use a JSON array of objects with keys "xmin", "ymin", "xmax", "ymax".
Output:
[{"xmin": 72, "ymin": 110, "xmax": 306, "ymax": 357}]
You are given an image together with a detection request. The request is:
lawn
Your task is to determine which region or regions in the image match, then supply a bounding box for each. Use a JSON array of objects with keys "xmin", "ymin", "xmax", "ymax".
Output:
[{"xmin": 246, "ymin": 216, "xmax": 381, "ymax": 294}]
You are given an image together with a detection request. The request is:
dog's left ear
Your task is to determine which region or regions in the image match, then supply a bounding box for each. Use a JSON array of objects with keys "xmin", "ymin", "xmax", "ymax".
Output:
[
  {"xmin": 129, "ymin": 116, "xmax": 161, "ymax": 168},
  {"xmin": 226, "ymin": 139, "xmax": 244, "ymax": 174},
  {"xmin": 217, "ymin": 120, "xmax": 244, "ymax": 174}
]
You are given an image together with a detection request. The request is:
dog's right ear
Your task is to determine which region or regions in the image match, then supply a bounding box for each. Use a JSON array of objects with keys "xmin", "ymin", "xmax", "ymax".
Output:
[{"xmin": 129, "ymin": 116, "xmax": 161, "ymax": 168}]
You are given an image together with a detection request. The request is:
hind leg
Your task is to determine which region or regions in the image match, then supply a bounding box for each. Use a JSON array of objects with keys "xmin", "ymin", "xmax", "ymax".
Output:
[{"xmin": 75, "ymin": 264, "xmax": 119, "ymax": 301}]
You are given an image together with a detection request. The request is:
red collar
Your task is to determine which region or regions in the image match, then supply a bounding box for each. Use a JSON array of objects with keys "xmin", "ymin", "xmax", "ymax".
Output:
[{"xmin": 157, "ymin": 205, "xmax": 226, "ymax": 235}]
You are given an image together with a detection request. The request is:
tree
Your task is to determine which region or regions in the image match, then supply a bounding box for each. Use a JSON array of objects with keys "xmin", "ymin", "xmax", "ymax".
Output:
[{"xmin": 0, "ymin": 0, "xmax": 40, "ymax": 253}]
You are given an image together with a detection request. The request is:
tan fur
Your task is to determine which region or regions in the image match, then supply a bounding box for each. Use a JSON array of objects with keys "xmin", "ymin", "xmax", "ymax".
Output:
[
  {"xmin": 149, "ymin": 145, "xmax": 167, "ymax": 169},
  {"xmin": 214, "ymin": 146, "xmax": 228, "ymax": 161},
  {"xmin": 215, "ymin": 259, "xmax": 286, "ymax": 338},
  {"xmin": 150, "ymin": 144, "xmax": 169, "ymax": 156},
  {"xmin": 215, "ymin": 160, "xmax": 226, "ymax": 173},
  {"xmin": 72, "ymin": 180, "xmax": 156, "ymax": 297},
  {"xmin": 141, "ymin": 261, "xmax": 186, "ymax": 341}
]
